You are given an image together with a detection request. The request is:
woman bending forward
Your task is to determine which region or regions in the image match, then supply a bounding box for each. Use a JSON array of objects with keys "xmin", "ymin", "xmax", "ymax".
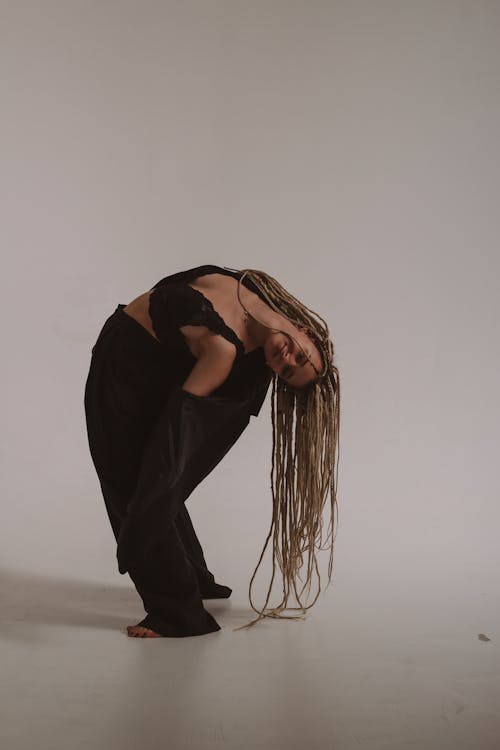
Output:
[{"xmin": 84, "ymin": 264, "xmax": 340, "ymax": 638}]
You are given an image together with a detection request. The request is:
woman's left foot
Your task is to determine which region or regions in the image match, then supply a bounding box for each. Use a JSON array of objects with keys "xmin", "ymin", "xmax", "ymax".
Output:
[
  {"xmin": 200, "ymin": 583, "xmax": 232, "ymax": 599},
  {"xmin": 127, "ymin": 624, "xmax": 162, "ymax": 638}
]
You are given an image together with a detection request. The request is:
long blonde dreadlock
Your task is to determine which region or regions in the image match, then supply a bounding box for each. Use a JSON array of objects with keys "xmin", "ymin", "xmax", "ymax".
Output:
[{"xmin": 224, "ymin": 267, "xmax": 341, "ymax": 631}]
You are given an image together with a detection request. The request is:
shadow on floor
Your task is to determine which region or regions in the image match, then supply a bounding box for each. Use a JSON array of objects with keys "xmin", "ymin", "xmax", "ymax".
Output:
[
  {"xmin": 0, "ymin": 566, "xmax": 237, "ymax": 643},
  {"xmin": 0, "ymin": 565, "xmax": 141, "ymax": 639}
]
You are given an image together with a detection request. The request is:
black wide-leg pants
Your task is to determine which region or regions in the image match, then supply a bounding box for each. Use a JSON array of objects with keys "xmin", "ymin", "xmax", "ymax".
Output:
[{"xmin": 84, "ymin": 305, "xmax": 239, "ymax": 637}]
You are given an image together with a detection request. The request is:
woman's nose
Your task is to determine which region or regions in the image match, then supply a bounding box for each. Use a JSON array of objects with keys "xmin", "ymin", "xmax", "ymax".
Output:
[{"xmin": 284, "ymin": 339, "xmax": 294, "ymax": 359}]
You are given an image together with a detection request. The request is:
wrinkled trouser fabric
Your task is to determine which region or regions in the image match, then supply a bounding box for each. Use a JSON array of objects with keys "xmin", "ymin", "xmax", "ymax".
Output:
[{"xmin": 84, "ymin": 305, "xmax": 251, "ymax": 637}]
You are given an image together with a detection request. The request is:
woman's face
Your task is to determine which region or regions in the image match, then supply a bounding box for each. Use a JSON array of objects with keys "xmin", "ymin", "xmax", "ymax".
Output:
[{"xmin": 263, "ymin": 325, "xmax": 323, "ymax": 388}]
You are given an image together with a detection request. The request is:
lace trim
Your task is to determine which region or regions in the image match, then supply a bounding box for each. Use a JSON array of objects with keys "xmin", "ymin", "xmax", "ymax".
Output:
[{"xmin": 184, "ymin": 285, "xmax": 245, "ymax": 357}]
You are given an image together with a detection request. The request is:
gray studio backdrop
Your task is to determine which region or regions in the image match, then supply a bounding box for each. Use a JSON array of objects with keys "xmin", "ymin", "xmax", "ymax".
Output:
[{"xmin": 2, "ymin": 1, "xmax": 499, "ymax": 630}]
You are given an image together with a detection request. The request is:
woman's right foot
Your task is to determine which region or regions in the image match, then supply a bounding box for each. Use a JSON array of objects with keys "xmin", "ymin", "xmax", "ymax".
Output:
[{"xmin": 127, "ymin": 624, "xmax": 162, "ymax": 638}]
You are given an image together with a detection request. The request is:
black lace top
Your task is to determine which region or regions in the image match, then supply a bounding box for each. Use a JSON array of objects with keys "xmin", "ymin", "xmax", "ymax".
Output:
[{"xmin": 148, "ymin": 264, "xmax": 273, "ymax": 415}]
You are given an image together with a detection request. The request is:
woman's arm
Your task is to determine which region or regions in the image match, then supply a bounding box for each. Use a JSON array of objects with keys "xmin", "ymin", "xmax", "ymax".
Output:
[{"xmin": 181, "ymin": 336, "xmax": 237, "ymax": 397}]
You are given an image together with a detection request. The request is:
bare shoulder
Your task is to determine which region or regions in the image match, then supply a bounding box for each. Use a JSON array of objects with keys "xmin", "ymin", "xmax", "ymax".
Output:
[{"xmin": 181, "ymin": 334, "xmax": 237, "ymax": 397}]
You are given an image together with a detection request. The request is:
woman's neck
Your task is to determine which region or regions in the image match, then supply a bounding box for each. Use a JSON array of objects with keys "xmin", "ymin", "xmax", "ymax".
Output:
[{"xmin": 244, "ymin": 298, "xmax": 296, "ymax": 348}]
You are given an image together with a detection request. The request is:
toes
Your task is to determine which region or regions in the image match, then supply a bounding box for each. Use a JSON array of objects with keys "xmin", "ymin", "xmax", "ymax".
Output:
[
  {"xmin": 126, "ymin": 624, "xmax": 161, "ymax": 638},
  {"xmin": 144, "ymin": 627, "xmax": 161, "ymax": 638},
  {"xmin": 126, "ymin": 625, "xmax": 142, "ymax": 637}
]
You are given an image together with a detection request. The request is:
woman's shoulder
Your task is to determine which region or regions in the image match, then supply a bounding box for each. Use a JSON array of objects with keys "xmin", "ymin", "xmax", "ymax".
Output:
[{"xmin": 180, "ymin": 322, "xmax": 239, "ymax": 361}]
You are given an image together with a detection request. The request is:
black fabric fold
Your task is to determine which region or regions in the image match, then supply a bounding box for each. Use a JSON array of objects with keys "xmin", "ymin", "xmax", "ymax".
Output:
[{"xmin": 116, "ymin": 384, "xmax": 254, "ymax": 575}]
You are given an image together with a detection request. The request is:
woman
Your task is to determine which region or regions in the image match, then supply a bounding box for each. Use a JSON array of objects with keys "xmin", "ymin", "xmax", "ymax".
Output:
[{"xmin": 84, "ymin": 264, "xmax": 340, "ymax": 638}]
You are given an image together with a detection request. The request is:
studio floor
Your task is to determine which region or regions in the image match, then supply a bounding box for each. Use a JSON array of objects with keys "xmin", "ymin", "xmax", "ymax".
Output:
[{"xmin": 1, "ymin": 564, "xmax": 499, "ymax": 750}]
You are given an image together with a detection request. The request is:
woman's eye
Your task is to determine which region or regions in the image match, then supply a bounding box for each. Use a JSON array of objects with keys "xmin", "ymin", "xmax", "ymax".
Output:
[{"xmin": 296, "ymin": 352, "xmax": 305, "ymax": 364}]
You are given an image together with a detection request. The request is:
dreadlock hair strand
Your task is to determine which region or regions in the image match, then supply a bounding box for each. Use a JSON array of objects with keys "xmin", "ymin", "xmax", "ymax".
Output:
[{"xmin": 223, "ymin": 267, "xmax": 341, "ymax": 632}]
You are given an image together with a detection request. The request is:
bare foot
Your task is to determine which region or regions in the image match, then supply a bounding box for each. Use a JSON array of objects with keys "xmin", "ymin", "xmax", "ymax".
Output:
[{"xmin": 127, "ymin": 624, "xmax": 162, "ymax": 638}]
